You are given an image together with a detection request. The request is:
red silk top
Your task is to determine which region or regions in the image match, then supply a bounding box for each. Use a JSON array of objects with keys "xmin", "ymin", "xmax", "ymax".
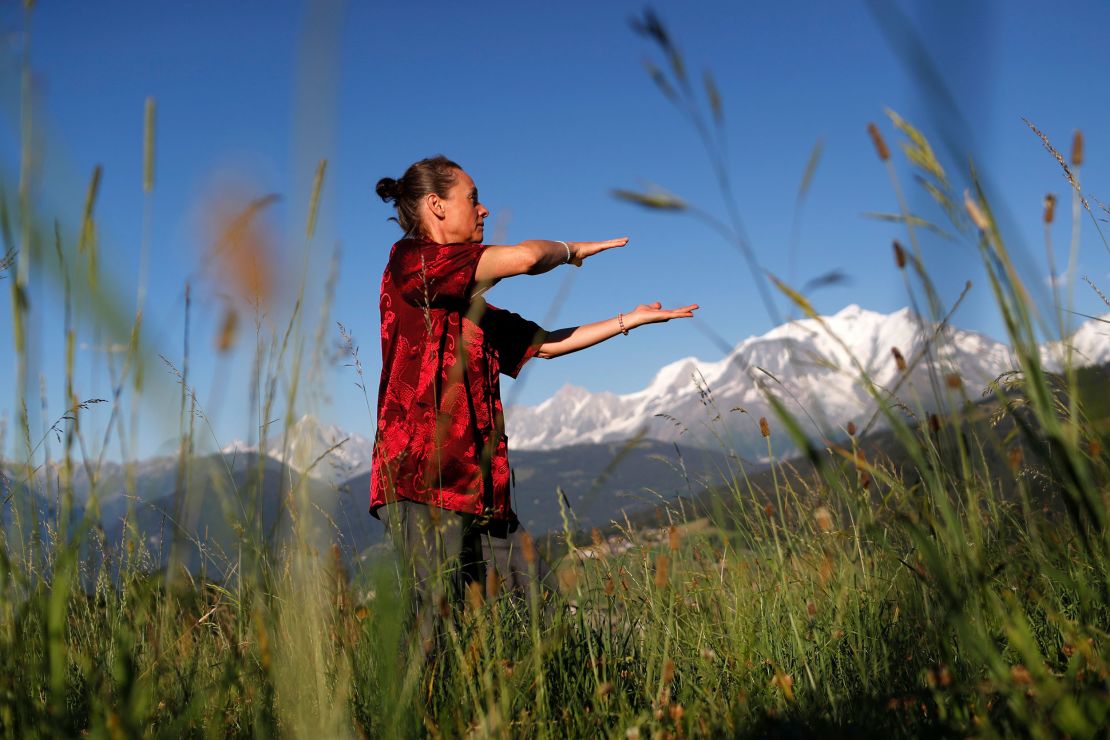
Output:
[{"xmin": 370, "ymin": 237, "xmax": 545, "ymax": 520}]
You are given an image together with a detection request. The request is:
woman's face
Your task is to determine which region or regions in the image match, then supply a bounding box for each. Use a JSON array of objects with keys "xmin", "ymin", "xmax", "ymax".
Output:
[{"xmin": 438, "ymin": 169, "xmax": 489, "ymax": 243}]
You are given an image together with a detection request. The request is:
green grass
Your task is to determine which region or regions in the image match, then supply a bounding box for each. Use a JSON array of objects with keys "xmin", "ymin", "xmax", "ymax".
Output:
[{"xmin": 3, "ymin": 7, "xmax": 1110, "ymax": 738}]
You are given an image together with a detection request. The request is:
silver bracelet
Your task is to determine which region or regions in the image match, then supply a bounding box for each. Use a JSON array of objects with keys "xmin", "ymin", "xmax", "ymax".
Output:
[{"xmin": 555, "ymin": 240, "xmax": 572, "ymax": 264}]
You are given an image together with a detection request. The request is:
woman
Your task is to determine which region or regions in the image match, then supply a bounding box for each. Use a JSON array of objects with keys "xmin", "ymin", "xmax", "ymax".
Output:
[{"xmin": 372, "ymin": 155, "xmax": 697, "ymax": 654}]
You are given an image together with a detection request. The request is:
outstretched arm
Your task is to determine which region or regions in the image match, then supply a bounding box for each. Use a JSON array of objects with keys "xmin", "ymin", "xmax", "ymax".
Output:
[
  {"xmin": 474, "ymin": 238, "xmax": 628, "ymax": 282},
  {"xmin": 536, "ymin": 302, "xmax": 699, "ymax": 359}
]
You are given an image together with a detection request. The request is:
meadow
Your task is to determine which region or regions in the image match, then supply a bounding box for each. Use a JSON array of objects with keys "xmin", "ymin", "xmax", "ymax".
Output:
[{"xmin": 2, "ymin": 10, "xmax": 1109, "ymax": 739}]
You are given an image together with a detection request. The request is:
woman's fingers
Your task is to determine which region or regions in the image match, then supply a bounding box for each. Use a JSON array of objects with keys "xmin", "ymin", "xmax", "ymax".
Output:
[
  {"xmin": 633, "ymin": 302, "xmax": 699, "ymax": 323},
  {"xmin": 570, "ymin": 237, "xmax": 628, "ymax": 258}
]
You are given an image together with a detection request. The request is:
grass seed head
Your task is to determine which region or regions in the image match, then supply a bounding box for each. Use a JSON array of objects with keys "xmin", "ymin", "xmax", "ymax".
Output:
[
  {"xmin": 759, "ymin": 416, "xmax": 770, "ymax": 438},
  {"xmin": 485, "ymin": 567, "xmax": 501, "ymax": 599},
  {"xmin": 520, "ymin": 530, "xmax": 536, "ymax": 565},
  {"xmin": 820, "ymin": 556, "xmax": 834, "ymax": 585},
  {"xmin": 662, "ymin": 659, "xmax": 675, "ymax": 684},
  {"xmin": 655, "ymin": 554, "xmax": 670, "ymax": 589},
  {"xmin": 867, "ymin": 122, "xmax": 890, "ymax": 161},
  {"xmin": 891, "ymin": 347, "xmax": 907, "ymax": 372},
  {"xmin": 216, "ymin": 307, "xmax": 238, "ymax": 352},
  {"xmin": 466, "ymin": 582, "xmax": 483, "ymax": 612},
  {"xmin": 1043, "ymin": 193, "xmax": 1056, "ymax": 224},
  {"xmin": 1010, "ymin": 664, "xmax": 1033, "ymax": 685},
  {"xmin": 945, "ymin": 373, "xmax": 962, "ymax": 389},
  {"xmin": 814, "ymin": 507, "xmax": 833, "ymax": 533},
  {"xmin": 964, "ymin": 190, "xmax": 991, "ymax": 231},
  {"xmin": 846, "ymin": 420, "xmax": 856, "ymax": 436},
  {"xmin": 668, "ymin": 525, "xmax": 681, "ymax": 552},
  {"xmin": 206, "ymin": 187, "xmax": 278, "ymax": 306},
  {"xmin": 1071, "ymin": 130, "xmax": 1084, "ymax": 166},
  {"xmin": 770, "ymin": 672, "xmax": 795, "ymax": 701},
  {"xmin": 892, "ymin": 240, "xmax": 906, "ymax": 269}
]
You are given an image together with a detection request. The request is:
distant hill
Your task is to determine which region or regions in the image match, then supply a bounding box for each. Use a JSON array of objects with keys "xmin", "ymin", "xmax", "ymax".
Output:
[{"xmin": 342, "ymin": 438, "xmax": 737, "ymax": 537}]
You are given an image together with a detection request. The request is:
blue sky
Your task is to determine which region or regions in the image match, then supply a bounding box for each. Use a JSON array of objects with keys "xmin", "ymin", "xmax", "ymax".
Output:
[{"xmin": 2, "ymin": 0, "xmax": 1108, "ymax": 460}]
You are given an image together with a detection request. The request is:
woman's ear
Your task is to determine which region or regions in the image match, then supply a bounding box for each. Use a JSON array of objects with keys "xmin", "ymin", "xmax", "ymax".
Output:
[{"xmin": 425, "ymin": 192, "xmax": 446, "ymax": 220}]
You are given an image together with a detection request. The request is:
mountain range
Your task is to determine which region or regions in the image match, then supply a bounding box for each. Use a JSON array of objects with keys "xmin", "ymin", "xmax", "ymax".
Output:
[
  {"xmin": 506, "ymin": 304, "xmax": 1109, "ymax": 451},
  {"xmin": 3, "ymin": 304, "xmax": 1105, "ymax": 559}
]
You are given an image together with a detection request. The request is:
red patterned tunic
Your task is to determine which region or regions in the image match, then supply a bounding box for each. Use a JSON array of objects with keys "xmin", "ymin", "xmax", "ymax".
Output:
[{"xmin": 370, "ymin": 237, "xmax": 545, "ymax": 521}]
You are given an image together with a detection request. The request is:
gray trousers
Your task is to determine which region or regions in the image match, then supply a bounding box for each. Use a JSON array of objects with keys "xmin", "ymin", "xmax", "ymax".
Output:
[{"xmin": 379, "ymin": 500, "xmax": 556, "ymax": 657}]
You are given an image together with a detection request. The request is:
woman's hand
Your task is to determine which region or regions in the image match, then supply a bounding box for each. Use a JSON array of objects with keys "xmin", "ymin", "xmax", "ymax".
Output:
[
  {"xmin": 536, "ymin": 300, "xmax": 699, "ymax": 358},
  {"xmin": 568, "ymin": 237, "xmax": 628, "ymax": 267},
  {"xmin": 626, "ymin": 301, "xmax": 699, "ymax": 328}
]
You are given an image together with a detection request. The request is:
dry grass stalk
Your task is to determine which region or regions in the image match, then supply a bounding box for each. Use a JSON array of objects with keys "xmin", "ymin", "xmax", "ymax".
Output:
[
  {"xmin": 1024, "ymin": 118, "xmax": 1089, "ymax": 210},
  {"xmin": 143, "ymin": 97, "xmax": 156, "ymax": 194}
]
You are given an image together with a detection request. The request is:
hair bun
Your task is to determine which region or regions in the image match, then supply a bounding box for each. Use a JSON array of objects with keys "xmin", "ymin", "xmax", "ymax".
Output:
[{"xmin": 375, "ymin": 177, "xmax": 402, "ymax": 202}]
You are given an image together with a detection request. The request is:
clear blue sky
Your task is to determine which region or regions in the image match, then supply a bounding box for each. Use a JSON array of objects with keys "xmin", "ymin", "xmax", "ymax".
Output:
[{"xmin": 2, "ymin": 0, "xmax": 1108, "ymax": 460}]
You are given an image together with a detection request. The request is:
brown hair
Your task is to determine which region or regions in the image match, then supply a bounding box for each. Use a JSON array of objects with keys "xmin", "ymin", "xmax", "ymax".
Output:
[{"xmin": 375, "ymin": 155, "xmax": 462, "ymax": 236}]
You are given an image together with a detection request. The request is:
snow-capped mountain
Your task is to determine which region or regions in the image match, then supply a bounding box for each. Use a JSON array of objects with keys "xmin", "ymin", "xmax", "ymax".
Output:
[
  {"xmin": 222, "ymin": 415, "xmax": 374, "ymax": 486},
  {"xmin": 1041, "ymin": 315, "xmax": 1110, "ymax": 370},
  {"xmin": 505, "ymin": 305, "xmax": 1110, "ymax": 451}
]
